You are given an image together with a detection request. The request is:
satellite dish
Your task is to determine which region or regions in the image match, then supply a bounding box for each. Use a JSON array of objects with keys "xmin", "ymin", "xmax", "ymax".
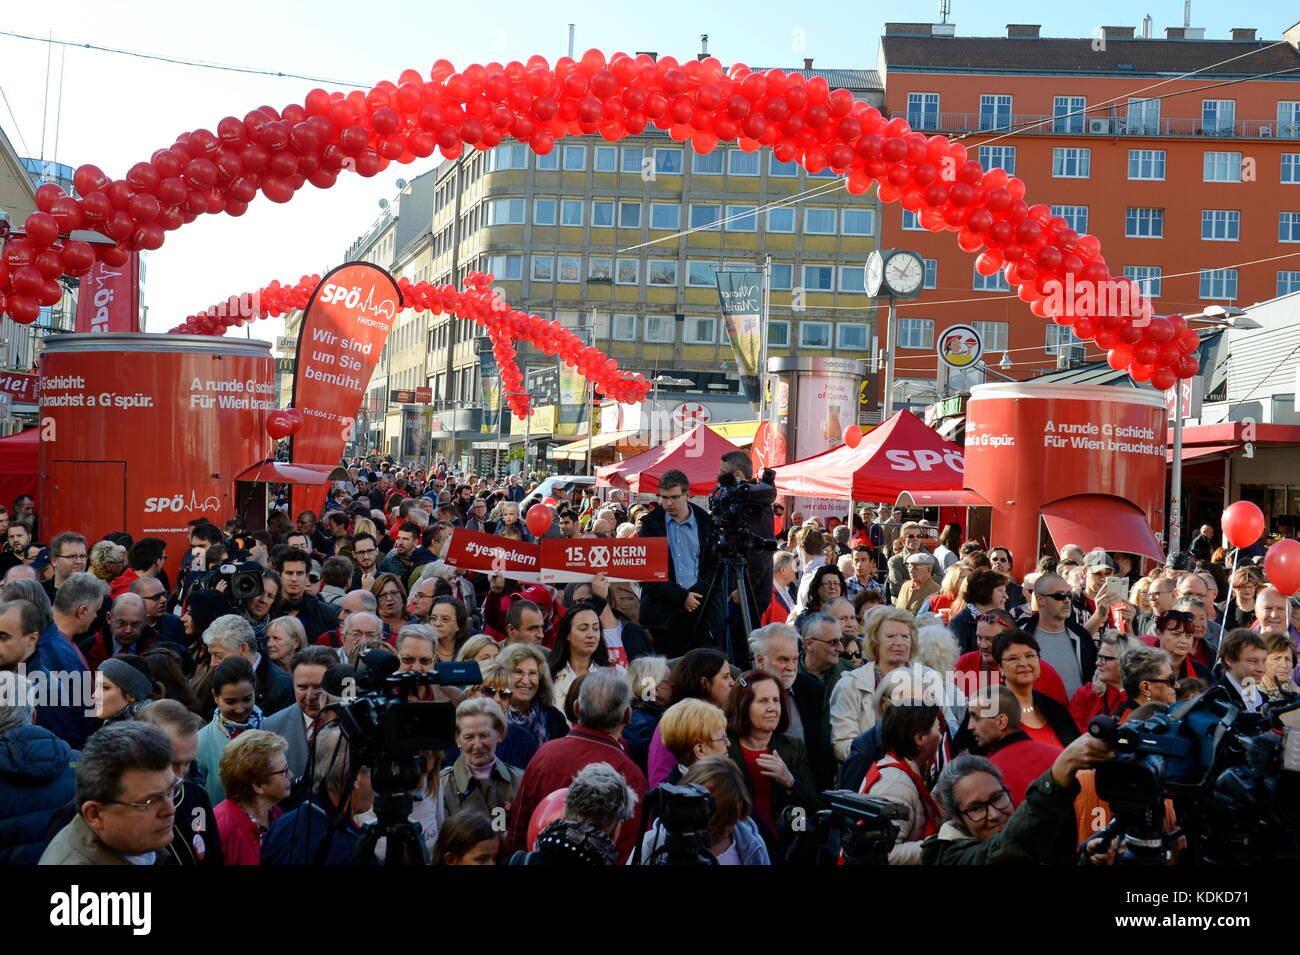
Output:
[
  {"xmin": 378, "ymin": 198, "xmax": 389, "ymax": 210},
  {"xmin": 395, "ymin": 178, "xmax": 408, "ymax": 190}
]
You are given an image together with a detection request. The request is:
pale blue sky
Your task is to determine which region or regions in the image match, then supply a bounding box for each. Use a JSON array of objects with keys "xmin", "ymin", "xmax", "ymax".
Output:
[{"xmin": 2, "ymin": 0, "xmax": 1296, "ymax": 336}]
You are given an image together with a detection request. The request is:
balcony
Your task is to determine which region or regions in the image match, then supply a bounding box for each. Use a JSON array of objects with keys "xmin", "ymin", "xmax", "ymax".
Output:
[{"xmin": 903, "ymin": 112, "xmax": 1300, "ymax": 140}]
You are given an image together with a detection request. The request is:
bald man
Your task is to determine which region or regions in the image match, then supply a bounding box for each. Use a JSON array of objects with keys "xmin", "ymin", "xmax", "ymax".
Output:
[{"xmin": 78, "ymin": 592, "xmax": 161, "ymax": 671}]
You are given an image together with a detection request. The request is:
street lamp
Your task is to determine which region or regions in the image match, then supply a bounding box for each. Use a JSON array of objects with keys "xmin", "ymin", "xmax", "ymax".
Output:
[{"xmin": 1167, "ymin": 306, "xmax": 1252, "ymax": 559}]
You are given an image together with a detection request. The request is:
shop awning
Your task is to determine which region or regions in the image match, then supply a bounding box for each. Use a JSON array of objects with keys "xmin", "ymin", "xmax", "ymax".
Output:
[
  {"xmin": 234, "ymin": 461, "xmax": 351, "ymax": 485},
  {"xmin": 707, "ymin": 420, "xmax": 760, "ymax": 447},
  {"xmin": 1040, "ymin": 494, "xmax": 1165, "ymax": 563},
  {"xmin": 1167, "ymin": 443, "xmax": 1241, "ymax": 464},
  {"xmin": 895, "ymin": 489, "xmax": 991, "ymax": 508},
  {"xmin": 550, "ymin": 429, "xmax": 641, "ymax": 460}
]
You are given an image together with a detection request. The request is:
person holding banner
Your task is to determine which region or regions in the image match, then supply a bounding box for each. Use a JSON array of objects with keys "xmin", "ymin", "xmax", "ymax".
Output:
[{"xmin": 637, "ymin": 470, "xmax": 724, "ymax": 658}]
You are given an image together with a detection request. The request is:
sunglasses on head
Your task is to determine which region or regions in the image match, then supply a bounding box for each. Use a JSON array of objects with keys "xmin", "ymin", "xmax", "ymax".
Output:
[{"xmin": 1157, "ymin": 610, "xmax": 1194, "ymax": 630}]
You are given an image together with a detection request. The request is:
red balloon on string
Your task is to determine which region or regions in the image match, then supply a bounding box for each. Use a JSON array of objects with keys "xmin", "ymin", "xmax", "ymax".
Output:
[
  {"xmin": 1263, "ymin": 539, "xmax": 1300, "ymax": 596},
  {"xmin": 266, "ymin": 411, "xmax": 296, "ymax": 440},
  {"xmin": 1221, "ymin": 500, "xmax": 1265, "ymax": 549},
  {"xmin": 525, "ymin": 505, "xmax": 553, "ymax": 538}
]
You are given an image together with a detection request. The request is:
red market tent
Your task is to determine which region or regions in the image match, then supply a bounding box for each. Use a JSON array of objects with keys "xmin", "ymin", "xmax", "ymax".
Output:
[
  {"xmin": 0, "ymin": 429, "xmax": 38, "ymax": 509},
  {"xmin": 771, "ymin": 409, "xmax": 965, "ymax": 502},
  {"xmin": 595, "ymin": 424, "xmax": 742, "ymax": 496}
]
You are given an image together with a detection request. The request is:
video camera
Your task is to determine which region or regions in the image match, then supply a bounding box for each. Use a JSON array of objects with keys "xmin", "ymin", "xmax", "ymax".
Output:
[
  {"xmin": 709, "ymin": 468, "xmax": 778, "ymax": 557},
  {"xmin": 1089, "ymin": 686, "xmax": 1300, "ymax": 864},
  {"xmin": 642, "ymin": 782, "xmax": 718, "ymax": 865}
]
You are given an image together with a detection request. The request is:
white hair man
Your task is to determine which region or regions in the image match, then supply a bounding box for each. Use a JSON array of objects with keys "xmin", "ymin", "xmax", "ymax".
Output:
[{"xmin": 204, "ymin": 614, "xmax": 293, "ymax": 715}]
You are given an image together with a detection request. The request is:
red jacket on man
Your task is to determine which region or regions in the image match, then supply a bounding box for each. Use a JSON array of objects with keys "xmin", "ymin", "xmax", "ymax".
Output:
[{"xmin": 986, "ymin": 730, "xmax": 1061, "ymax": 806}]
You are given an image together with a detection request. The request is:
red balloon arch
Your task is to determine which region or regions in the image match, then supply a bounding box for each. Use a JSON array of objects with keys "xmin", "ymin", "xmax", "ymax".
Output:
[{"xmin": 1, "ymin": 50, "xmax": 1198, "ymax": 391}]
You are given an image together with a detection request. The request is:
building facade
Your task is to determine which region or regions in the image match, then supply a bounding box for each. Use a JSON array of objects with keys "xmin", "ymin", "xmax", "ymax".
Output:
[{"xmin": 878, "ymin": 21, "xmax": 1300, "ymax": 406}]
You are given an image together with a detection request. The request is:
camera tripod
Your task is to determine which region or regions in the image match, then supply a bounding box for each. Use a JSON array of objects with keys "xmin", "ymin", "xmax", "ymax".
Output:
[
  {"xmin": 689, "ymin": 545, "xmax": 759, "ymax": 667},
  {"xmin": 351, "ymin": 755, "xmax": 431, "ymax": 865}
]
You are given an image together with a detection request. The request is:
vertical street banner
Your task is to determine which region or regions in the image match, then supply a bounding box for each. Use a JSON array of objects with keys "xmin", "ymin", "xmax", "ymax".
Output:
[
  {"xmin": 290, "ymin": 262, "xmax": 402, "ymax": 513},
  {"xmin": 479, "ymin": 348, "xmax": 501, "ymax": 434},
  {"xmin": 714, "ymin": 270, "xmax": 764, "ymax": 412},
  {"xmin": 74, "ymin": 254, "xmax": 142, "ymax": 333}
]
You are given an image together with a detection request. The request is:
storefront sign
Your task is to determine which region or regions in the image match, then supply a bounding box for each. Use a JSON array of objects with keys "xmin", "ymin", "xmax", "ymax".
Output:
[{"xmin": 0, "ymin": 372, "xmax": 38, "ymax": 403}]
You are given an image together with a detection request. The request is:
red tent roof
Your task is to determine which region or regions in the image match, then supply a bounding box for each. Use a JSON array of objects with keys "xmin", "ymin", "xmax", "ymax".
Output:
[
  {"xmin": 771, "ymin": 409, "xmax": 965, "ymax": 501},
  {"xmin": 0, "ymin": 428, "xmax": 38, "ymax": 508},
  {"xmin": 595, "ymin": 424, "xmax": 742, "ymax": 496}
]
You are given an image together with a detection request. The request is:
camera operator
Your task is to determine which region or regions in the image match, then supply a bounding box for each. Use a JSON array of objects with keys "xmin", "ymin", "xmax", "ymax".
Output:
[
  {"xmin": 637, "ymin": 755, "xmax": 770, "ymax": 865},
  {"xmin": 923, "ymin": 732, "xmax": 1115, "ymax": 865},
  {"xmin": 718, "ymin": 450, "xmax": 777, "ymax": 624}
]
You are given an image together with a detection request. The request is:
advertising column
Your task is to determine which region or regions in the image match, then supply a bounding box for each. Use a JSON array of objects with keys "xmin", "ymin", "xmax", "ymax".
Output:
[{"xmin": 767, "ymin": 357, "xmax": 867, "ymax": 524}]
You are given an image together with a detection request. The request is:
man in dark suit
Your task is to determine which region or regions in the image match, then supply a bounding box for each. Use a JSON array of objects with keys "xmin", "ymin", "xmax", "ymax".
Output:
[
  {"xmin": 637, "ymin": 469, "xmax": 724, "ymax": 658},
  {"xmin": 263, "ymin": 646, "xmax": 338, "ymax": 779},
  {"xmin": 1213, "ymin": 628, "xmax": 1269, "ymax": 714}
]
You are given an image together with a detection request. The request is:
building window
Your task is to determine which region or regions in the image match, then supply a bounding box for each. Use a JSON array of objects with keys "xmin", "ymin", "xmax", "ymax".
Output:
[
  {"xmin": 594, "ymin": 145, "xmax": 617, "ymax": 172},
  {"xmin": 588, "ymin": 257, "xmax": 612, "ymax": 281},
  {"xmin": 560, "ymin": 199, "xmax": 583, "ymax": 227},
  {"xmin": 1201, "ymin": 209, "xmax": 1240, "ymax": 241},
  {"xmin": 489, "ymin": 144, "xmax": 527, "ymax": 170},
  {"xmin": 907, "ymin": 92, "xmax": 940, "ymax": 130},
  {"xmin": 562, "ymin": 145, "xmax": 586, "ymax": 170},
  {"xmin": 616, "ymin": 259, "xmax": 639, "ymax": 285},
  {"xmin": 646, "ymin": 260, "xmax": 678, "ymax": 286},
  {"xmin": 768, "ymin": 320, "xmax": 790, "ymax": 347},
  {"xmin": 897, "ymin": 318, "xmax": 934, "ymax": 350},
  {"xmin": 1050, "ymin": 205, "xmax": 1089, "ymax": 234},
  {"xmin": 972, "ymin": 321, "xmax": 1009, "ymax": 352},
  {"xmin": 1053, "ymin": 96, "xmax": 1086, "ymax": 133},
  {"xmin": 487, "ymin": 198, "xmax": 524, "ymax": 225},
  {"xmin": 837, "ymin": 323, "xmax": 869, "ymax": 350},
  {"xmin": 650, "ymin": 203, "xmax": 679, "ymax": 230},
  {"xmin": 805, "ymin": 208, "xmax": 837, "ymax": 234},
  {"xmin": 621, "ymin": 147, "xmax": 644, "ymax": 174},
  {"xmin": 1283, "ymin": 154, "xmax": 1300, "ymax": 183},
  {"xmin": 1203, "ymin": 151, "xmax": 1243, "ymax": 182},
  {"xmin": 653, "ymin": 147, "xmax": 683, "ymax": 174},
  {"xmin": 1125, "ymin": 208, "xmax": 1164, "ymax": 238},
  {"xmin": 728, "ymin": 151, "xmax": 761, "ymax": 176},
  {"xmin": 537, "ymin": 151, "xmax": 559, "ymax": 171},
  {"xmin": 1127, "ymin": 97, "xmax": 1160, "ymax": 134},
  {"xmin": 694, "ymin": 151, "xmax": 724, "ymax": 175},
  {"xmin": 531, "ymin": 255, "xmax": 554, "ymax": 282},
  {"xmin": 1202, "ymin": 99, "xmax": 1236, "ymax": 135},
  {"xmin": 770, "ymin": 263, "xmax": 793, "ymax": 290},
  {"xmin": 1281, "ymin": 212, "xmax": 1300, "ymax": 242},
  {"xmin": 902, "ymin": 209, "xmax": 924, "ymax": 231},
  {"xmin": 1052, "ymin": 147, "xmax": 1091, "ymax": 178},
  {"xmin": 683, "ymin": 316, "xmax": 716, "ymax": 344},
  {"xmin": 1128, "ymin": 149, "xmax": 1166, "ymax": 180},
  {"xmin": 589, "ymin": 311, "xmax": 610, "ymax": 339},
  {"xmin": 800, "ymin": 322, "xmax": 832, "ymax": 349},
  {"xmin": 839, "ymin": 266, "xmax": 866, "ymax": 293},
  {"xmin": 842, "ymin": 209, "xmax": 874, "ymax": 235},
  {"xmin": 1199, "ymin": 269, "xmax": 1238, "ymax": 300},
  {"xmin": 618, "ymin": 201, "xmax": 641, "ymax": 229},
  {"xmin": 485, "ymin": 254, "xmax": 522, "ymax": 280},
  {"xmin": 1123, "ymin": 266, "xmax": 1162, "ymax": 297},
  {"xmin": 973, "ymin": 265, "xmax": 1010, "ymax": 292},
  {"xmin": 644, "ymin": 315, "xmax": 674, "ymax": 342},
  {"xmin": 923, "ymin": 258, "xmax": 937, "ymax": 289},
  {"xmin": 802, "ymin": 265, "xmax": 834, "ymax": 291},
  {"xmin": 726, "ymin": 204, "xmax": 758, "ymax": 232},
  {"xmin": 687, "ymin": 261, "xmax": 716, "ymax": 287},
  {"xmin": 768, "ymin": 154, "xmax": 798, "ymax": 177},
  {"xmin": 979, "ymin": 94, "xmax": 1012, "ymax": 131},
  {"xmin": 591, "ymin": 200, "xmax": 614, "ymax": 228},
  {"xmin": 689, "ymin": 205, "xmax": 721, "ymax": 231},
  {"xmin": 557, "ymin": 256, "xmax": 580, "ymax": 282},
  {"xmin": 1278, "ymin": 271, "xmax": 1300, "ymax": 296},
  {"xmin": 978, "ymin": 145, "xmax": 1017, "ymax": 175},
  {"xmin": 767, "ymin": 208, "xmax": 795, "ymax": 233},
  {"xmin": 612, "ymin": 314, "xmax": 637, "ymax": 340}
]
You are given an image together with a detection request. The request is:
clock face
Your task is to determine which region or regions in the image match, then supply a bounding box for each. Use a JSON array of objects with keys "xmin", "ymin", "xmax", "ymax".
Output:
[
  {"xmin": 865, "ymin": 252, "xmax": 884, "ymax": 297},
  {"xmin": 885, "ymin": 253, "xmax": 924, "ymax": 295}
]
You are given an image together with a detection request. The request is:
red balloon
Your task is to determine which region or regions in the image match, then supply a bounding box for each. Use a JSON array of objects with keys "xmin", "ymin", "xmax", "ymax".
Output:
[
  {"xmin": 842, "ymin": 425, "xmax": 863, "ymax": 448},
  {"xmin": 1264, "ymin": 539, "xmax": 1300, "ymax": 596},
  {"xmin": 525, "ymin": 504, "xmax": 554, "ymax": 538},
  {"xmin": 266, "ymin": 410, "xmax": 295, "ymax": 440},
  {"xmin": 1222, "ymin": 501, "xmax": 1265, "ymax": 549},
  {"xmin": 1151, "ymin": 368, "xmax": 1177, "ymax": 391},
  {"xmin": 23, "ymin": 212, "xmax": 59, "ymax": 248}
]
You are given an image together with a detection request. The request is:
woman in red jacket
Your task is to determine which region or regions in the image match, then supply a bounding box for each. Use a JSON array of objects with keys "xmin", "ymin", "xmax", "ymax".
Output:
[
  {"xmin": 1068, "ymin": 631, "xmax": 1137, "ymax": 734},
  {"xmin": 214, "ymin": 730, "xmax": 292, "ymax": 865}
]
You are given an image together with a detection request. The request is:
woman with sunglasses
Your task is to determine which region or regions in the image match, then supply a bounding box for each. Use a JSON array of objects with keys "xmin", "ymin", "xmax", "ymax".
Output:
[
  {"xmin": 1068, "ymin": 631, "xmax": 1137, "ymax": 733},
  {"xmin": 213, "ymin": 730, "xmax": 290, "ymax": 865},
  {"xmin": 1155, "ymin": 610, "xmax": 1210, "ymax": 683}
]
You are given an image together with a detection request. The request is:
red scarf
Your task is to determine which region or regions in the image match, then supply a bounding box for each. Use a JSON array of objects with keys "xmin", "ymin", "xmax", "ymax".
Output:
[{"xmin": 860, "ymin": 752, "xmax": 943, "ymax": 839}]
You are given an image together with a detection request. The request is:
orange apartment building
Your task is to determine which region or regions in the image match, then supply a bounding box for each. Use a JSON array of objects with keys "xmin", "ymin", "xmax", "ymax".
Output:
[{"xmin": 875, "ymin": 21, "xmax": 1300, "ymax": 406}]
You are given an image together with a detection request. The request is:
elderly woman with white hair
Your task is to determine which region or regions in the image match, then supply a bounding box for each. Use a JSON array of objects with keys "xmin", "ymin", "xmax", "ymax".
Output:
[
  {"xmin": 515, "ymin": 761, "xmax": 639, "ymax": 865},
  {"xmin": 440, "ymin": 697, "xmax": 525, "ymax": 821}
]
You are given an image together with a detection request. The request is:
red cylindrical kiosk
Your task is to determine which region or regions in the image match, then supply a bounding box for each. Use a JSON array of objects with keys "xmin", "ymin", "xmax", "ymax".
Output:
[
  {"xmin": 963, "ymin": 382, "xmax": 1168, "ymax": 580},
  {"xmin": 40, "ymin": 334, "xmax": 275, "ymax": 581}
]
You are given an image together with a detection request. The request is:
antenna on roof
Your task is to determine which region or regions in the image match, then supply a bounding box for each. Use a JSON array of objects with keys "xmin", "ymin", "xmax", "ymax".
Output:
[
  {"xmin": 939, "ymin": 0, "xmax": 951, "ymax": 24},
  {"xmin": 1184, "ymin": 0, "xmax": 1191, "ymax": 28}
]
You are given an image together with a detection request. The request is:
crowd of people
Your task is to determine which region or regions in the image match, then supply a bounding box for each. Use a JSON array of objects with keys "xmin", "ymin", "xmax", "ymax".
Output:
[{"xmin": 1, "ymin": 458, "xmax": 1298, "ymax": 867}]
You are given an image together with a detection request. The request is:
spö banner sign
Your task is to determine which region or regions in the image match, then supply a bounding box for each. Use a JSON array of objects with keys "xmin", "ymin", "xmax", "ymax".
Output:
[{"xmin": 442, "ymin": 529, "xmax": 668, "ymax": 583}]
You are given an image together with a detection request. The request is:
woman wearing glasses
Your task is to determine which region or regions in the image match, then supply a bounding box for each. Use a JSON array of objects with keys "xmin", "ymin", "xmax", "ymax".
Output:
[
  {"xmin": 458, "ymin": 661, "xmax": 538, "ymax": 770},
  {"xmin": 1225, "ymin": 565, "xmax": 1268, "ymax": 631},
  {"xmin": 213, "ymin": 730, "xmax": 290, "ymax": 865},
  {"xmin": 991, "ymin": 630, "xmax": 1079, "ymax": 748},
  {"xmin": 441, "ymin": 698, "xmax": 525, "ymax": 822},
  {"xmin": 1068, "ymin": 631, "xmax": 1137, "ymax": 733},
  {"xmin": 370, "ymin": 573, "xmax": 408, "ymax": 635},
  {"xmin": 1155, "ymin": 610, "xmax": 1210, "ymax": 683}
]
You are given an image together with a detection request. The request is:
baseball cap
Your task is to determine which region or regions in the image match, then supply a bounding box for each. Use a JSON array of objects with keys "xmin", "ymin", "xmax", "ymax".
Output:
[
  {"xmin": 309, "ymin": 559, "xmax": 322, "ymax": 581},
  {"xmin": 29, "ymin": 547, "xmax": 50, "ymax": 570},
  {"xmin": 1083, "ymin": 551, "xmax": 1117, "ymax": 573}
]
